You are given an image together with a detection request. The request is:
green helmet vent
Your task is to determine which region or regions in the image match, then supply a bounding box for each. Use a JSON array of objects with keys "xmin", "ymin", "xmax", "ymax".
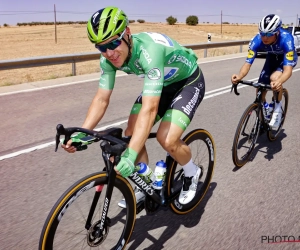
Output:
[{"xmin": 87, "ymin": 7, "xmax": 128, "ymax": 44}]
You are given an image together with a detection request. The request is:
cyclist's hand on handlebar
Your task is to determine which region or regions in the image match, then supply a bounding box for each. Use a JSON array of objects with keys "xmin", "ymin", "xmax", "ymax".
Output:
[
  {"xmin": 231, "ymin": 74, "xmax": 241, "ymax": 84},
  {"xmin": 61, "ymin": 139, "xmax": 77, "ymax": 153},
  {"xmin": 61, "ymin": 132, "xmax": 87, "ymax": 153},
  {"xmin": 114, "ymin": 148, "xmax": 138, "ymax": 177}
]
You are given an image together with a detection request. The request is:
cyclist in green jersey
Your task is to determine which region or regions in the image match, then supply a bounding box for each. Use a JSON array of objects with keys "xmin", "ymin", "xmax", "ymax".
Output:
[{"xmin": 62, "ymin": 6, "xmax": 206, "ymax": 205}]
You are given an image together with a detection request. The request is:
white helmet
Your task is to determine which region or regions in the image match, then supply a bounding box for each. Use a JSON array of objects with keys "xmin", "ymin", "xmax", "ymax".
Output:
[{"xmin": 258, "ymin": 14, "xmax": 282, "ymax": 33}]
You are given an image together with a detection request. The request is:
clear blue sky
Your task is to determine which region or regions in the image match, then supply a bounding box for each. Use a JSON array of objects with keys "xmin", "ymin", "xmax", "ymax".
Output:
[{"xmin": 1, "ymin": 0, "xmax": 299, "ymax": 26}]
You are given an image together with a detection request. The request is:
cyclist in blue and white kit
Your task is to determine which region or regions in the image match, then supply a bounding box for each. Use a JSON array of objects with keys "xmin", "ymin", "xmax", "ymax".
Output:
[{"xmin": 232, "ymin": 14, "xmax": 298, "ymax": 129}]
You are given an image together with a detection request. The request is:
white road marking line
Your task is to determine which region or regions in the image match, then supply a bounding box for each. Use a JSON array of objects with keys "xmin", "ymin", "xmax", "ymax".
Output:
[
  {"xmin": 0, "ymin": 120, "xmax": 128, "ymax": 161},
  {"xmin": 1, "ymin": 68, "xmax": 299, "ymax": 160}
]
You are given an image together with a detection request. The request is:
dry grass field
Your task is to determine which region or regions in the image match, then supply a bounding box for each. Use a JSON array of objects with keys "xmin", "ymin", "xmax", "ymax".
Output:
[{"xmin": 0, "ymin": 22, "xmax": 258, "ymax": 86}]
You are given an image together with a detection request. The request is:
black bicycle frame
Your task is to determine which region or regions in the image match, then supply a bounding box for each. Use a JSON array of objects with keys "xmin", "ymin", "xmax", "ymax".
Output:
[
  {"xmin": 82, "ymin": 131, "xmax": 180, "ymax": 235},
  {"xmin": 232, "ymin": 81, "xmax": 277, "ymax": 135}
]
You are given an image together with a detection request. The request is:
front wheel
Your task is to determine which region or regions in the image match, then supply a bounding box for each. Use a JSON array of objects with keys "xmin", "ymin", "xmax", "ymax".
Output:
[
  {"xmin": 39, "ymin": 172, "xmax": 136, "ymax": 250},
  {"xmin": 267, "ymin": 88, "xmax": 289, "ymax": 141},
  {"xmin": 232, "ymin": 103, "xmax": 260, "ymax": 167},
  {"xmin": 166, "ymin": 129, "xmax": 216, "ymax": 214}
]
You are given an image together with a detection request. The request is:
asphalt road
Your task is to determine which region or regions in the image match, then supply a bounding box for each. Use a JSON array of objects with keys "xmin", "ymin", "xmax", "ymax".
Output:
[{"xmin": 0, "ymin": 55, "xmax": 300, "ymax": 250}]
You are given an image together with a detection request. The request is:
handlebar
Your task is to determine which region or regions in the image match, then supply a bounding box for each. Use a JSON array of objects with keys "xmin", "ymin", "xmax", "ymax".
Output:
[
  {"xmin": 231, "ymin": 80, "xmax": 272, "ymax": 96},
  {"xmin": 55, "ymin": 124, "xmax": 128, "ymax": 154}
]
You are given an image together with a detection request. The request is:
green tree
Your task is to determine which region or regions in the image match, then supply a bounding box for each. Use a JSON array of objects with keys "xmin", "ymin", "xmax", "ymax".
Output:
[
  {"xmin": 166, "ymin": 16, "xmax": 177, "ymax": 25},
  {"xmin": 186, "ymin": 15, "xmax": 198, "ymax": 26}
]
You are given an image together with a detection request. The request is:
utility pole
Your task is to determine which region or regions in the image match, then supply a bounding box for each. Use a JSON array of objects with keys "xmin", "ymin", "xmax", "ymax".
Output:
[
  {"xmin": 221, "ymin": 10, "xmax": 223, "ymax": 34},
  {"xmin": 54, "ymin": 4, "xmax": 57, "ymax": 43}
]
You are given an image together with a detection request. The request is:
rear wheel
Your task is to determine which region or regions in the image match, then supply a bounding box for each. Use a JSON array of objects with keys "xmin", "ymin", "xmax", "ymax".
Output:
[
  {"xmin": 267, "ymin": 88, "xmax": 288, "ymax": 141},
  {"xmin": 39, "ymin": 172, "xmax": 136, "ymax": 250},
  {"xmin": 166, "ymin": 129, "xmax": 215, "ymax": 214},
  {"xmin": 232, "ymin": 103, "xmax": 260, "ymax": 167}
]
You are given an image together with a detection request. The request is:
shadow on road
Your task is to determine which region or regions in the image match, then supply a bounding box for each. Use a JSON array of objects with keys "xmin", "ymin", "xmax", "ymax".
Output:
[
  {"xmin": 127, "ymin": 182, "xmax": 217, "ymax": 250},
  {"xmin": 250, "ymin": 129, "xmax": 287, "ymax": 162},
  {"xmin": 232, "ymin": 129, "xmax": 287, "ymax": 171}
]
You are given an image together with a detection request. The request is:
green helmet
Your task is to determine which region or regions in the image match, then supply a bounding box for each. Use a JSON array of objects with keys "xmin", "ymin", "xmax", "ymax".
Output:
[{"xmin": 87, "ymin": 7, "xmax": 128, "ymax": 44}]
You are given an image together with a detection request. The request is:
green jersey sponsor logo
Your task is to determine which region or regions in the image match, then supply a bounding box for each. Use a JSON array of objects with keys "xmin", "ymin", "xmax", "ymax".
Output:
[
  {"xmin": 145, "ymin": 82, "xmax": 163, "ymax": 86},
  {"xmin": 140, "ymin": 45, "xmax": 152, "ymax": 64},
  {"xmin": 147, "ymin": 68, "xmax": 161, "ymax": 80},
  {"xmin": 167, "ymin": 54, "xmax": 193, "ymax": 68},
  {"xmin": 143, "ymin": 89, "xmax": 162, "ymax": 94},
  {"xmin": 168, "ymin": 54, "xmax": 177, "ymax": 64},
  {"xmin": 176, "ymin": 55, "xmax": 192, "ymax": 68}
]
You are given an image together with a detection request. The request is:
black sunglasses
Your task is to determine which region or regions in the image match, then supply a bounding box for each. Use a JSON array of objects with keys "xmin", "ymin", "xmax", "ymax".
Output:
[{"xmin": 95, "ymin": 29, "xmax": 126, "ymax": 53}]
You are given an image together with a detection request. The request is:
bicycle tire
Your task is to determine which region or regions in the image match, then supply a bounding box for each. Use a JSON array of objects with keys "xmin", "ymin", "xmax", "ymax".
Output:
[
  {"xmin": 39, "ymin": 172, "xmax": 136, "ymax": 250},
  {"xmin": 232, "ymin": 103, "xmax": 260, "ymax": 167},
  {"xmin": 267, "ymin": 88, "xmax": 289, "ymax": 141},
  {"xmin": 166, "ymin": 129, "xmax": 215, "ymax": 214}
]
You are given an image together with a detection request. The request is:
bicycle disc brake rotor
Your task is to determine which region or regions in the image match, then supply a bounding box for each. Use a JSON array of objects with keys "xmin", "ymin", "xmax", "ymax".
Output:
[{"xmin": 87, "ymin": 218, "xmax": 110, "ymax": 247}]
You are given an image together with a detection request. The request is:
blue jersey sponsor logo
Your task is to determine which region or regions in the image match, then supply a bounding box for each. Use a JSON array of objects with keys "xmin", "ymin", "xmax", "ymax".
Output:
[{"xmin": 164, "ymin": 68, "xmax": 178, "ymax": 80}]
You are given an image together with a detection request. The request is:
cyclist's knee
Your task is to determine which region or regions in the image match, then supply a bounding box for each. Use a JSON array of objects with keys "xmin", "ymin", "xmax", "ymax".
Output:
[
  {"xmin": 270, "ymin": 71, "xmax": 282, "ymax": 81},
  {"xmin": 157, "ymin": 132, "xmax": 180, "ymax": 153}
]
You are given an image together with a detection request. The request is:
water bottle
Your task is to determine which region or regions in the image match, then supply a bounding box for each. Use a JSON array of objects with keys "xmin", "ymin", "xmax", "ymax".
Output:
[
  {"xmin": 268, "ymin": 101, "xmax": 274, "ymax": 114},
  {"xmin": 263, "ymin": 101, "xmax": 271, "ymax": 121},
  {"xmin": 136, "ymin": 162, "xmax": 155, "ymax": 184},
  {"xmin": 152, "ymin": 160, "xmax": 167, "ymax": 190}
]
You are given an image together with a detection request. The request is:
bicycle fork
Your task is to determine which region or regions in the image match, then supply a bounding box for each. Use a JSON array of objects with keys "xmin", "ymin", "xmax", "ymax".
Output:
[{"xmin": 84, "ymin": 153, "xmax": 118, "ymax": 246}]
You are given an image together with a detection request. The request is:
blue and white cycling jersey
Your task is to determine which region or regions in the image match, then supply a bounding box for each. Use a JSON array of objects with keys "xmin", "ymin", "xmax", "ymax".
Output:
[{"xmin": 246, "ymin": 28, "xmax": 298, "ymax": 67}]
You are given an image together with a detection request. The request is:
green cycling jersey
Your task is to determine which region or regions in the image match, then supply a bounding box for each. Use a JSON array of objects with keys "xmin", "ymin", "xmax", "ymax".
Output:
[{"xmin": 99, "ymin": 32, "xmax": 198, "ymax": 96}]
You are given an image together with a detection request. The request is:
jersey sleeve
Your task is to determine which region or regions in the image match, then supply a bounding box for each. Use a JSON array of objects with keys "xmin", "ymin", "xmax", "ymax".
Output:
[
  {"xmin": 99, "ymin": 56, "xmax": 117, "ymax": 90},
  {"xmin": 139, "ymin": 44, "xmax": 165, "ymax": 96},
  {"xmin": 246, "ymin": 34, "xmax": 260, "ymax": 65},
  {"xmin": 282, "ymin": 34, "xmax": 297, "ymax": 66}
]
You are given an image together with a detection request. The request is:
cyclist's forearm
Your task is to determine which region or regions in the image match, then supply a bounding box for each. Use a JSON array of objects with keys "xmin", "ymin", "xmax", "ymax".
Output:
[
  {"xmin": 82, "ymin": 98, "xmax": 109, "ymax": 129},
  {"xmin": 128, "ymin": 108, "xmax": 157, "ymax": 155},
  {"xmin": 278, "ymin": 66, "xmax": 293, "ymax": 84},
  {"xmin": 238, "ymin": 62, "xmax": 251, "ymax": 79}
]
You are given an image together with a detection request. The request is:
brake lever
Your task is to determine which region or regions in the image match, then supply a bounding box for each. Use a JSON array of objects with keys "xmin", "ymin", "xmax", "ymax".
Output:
[
  {"xmin": 231, "ymin": 83, "xmax": 240, "ymax": 96},
  {"xmin": 55, "ymin": 133, "xmax": 60, "ymax": 152},
  {"xmin": 55, "ymin": 124, "xmax": 64, "ymax": 152},
  {"xmin": 55, "ymin": 124, "xmax": 73, "ymax": 152}
]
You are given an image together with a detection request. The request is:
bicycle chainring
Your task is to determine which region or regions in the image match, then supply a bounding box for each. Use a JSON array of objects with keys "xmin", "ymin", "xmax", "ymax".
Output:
[{"xmin": 145, "ymin": 194, "xmax": 160, "ymax": 215}]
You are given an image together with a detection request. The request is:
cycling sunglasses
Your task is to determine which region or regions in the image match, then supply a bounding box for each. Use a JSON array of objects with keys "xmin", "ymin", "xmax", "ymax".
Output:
[
  {"xmin": 95, "ymin": 29, "xmax": 126, "ymax": 53},
  {"xmin": 259, "ymin": 32, "xmax": 276, "ymax": 37}
]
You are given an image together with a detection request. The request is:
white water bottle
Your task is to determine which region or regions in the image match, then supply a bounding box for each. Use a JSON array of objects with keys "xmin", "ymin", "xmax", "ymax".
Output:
[
  {"xmin": 152, "ymin": 160, "xmax": 167, "ymax": 190},
  {"xmin": 136, "ymin": 162, "xmax": 155, "ymax": 184},
  {"xmin": 268, "ymin": 101, "xmax": 274, "ymax": 113},
  {"xmin": 263, "ymin": 101, "xmax": 271, "ymax": 121}
]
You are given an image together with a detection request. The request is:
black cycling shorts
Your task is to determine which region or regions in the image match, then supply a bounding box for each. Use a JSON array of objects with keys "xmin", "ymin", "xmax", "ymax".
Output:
[{"xmin": 130, "ymin": 66, "xmax": 205, "ymax": 130}]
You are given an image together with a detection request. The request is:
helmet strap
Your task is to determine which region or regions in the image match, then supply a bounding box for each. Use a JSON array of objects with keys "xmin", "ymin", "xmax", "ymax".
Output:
[{"xmin": 122, "ymin": 34, "xmax": 132, "ymax": 64}]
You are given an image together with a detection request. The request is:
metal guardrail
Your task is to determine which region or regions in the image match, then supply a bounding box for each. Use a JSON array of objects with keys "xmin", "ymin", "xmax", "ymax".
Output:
[{"xmin": 0, "ymin": 40, "xmax": 250, "ymax": 75}]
